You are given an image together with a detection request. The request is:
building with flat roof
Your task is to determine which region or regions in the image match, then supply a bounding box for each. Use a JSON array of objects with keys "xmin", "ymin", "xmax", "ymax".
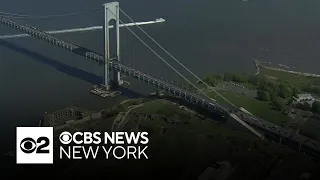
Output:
[
  {"xmin": 43, "ymin": 106, "xmax": 96, "ymax": 127},
  {"xmin": 293, "ymin": 94, "xmax": 315, "ymax": 103}
]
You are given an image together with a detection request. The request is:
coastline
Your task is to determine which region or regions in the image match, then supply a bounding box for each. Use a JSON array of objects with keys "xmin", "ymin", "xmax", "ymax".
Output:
[
  {"xmin": 253, "ymin": 59, "xmax": 260, "ymax": 75},
  {"xmin": 253, "ymin": 59, "xmax": 320, "ymax": 78}
]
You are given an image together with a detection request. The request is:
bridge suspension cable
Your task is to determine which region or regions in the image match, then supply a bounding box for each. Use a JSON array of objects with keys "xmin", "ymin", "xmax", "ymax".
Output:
[
  {"xmin": 117, "ymin": 8, "xmax": 264, "ymax": 139},
  {"xmin": 0, "ymin": 8, "xmax": 100, "ymax": 19},
  {"xmin": 119, "ymin": 8, "xmax": 237, "ymax": 109},
  {"xmin": 107, "ymin": 9, "xmax": 212, "ymax": 102}
]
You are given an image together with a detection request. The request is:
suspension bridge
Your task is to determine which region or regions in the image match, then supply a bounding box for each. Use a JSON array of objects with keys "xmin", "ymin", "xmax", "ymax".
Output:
[{"xmin": 1, "ymin": 1, "xmax": 320, "ymax": 157}]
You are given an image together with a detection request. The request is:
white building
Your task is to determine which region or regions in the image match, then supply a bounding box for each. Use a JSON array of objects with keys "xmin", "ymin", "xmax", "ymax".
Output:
[{"xmin": 293, "ymin": 94, "xmax": 315, "ymax": 103}]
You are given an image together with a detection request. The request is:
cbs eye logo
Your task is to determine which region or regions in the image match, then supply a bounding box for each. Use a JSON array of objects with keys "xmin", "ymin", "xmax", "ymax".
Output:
[
  {"xmin": 59, "ymin": 131, "xmax": 72, "ymax": 144},
  {"xmin": 16, "ymin": 127, "xmax": 53, "ymax": 164},
  {"xmin": 20, "ymin": 136, "xmax": 50, "ymax": 154}
]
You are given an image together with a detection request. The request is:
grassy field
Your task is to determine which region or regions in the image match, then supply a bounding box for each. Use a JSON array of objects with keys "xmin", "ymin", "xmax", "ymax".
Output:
[
  {"xmin": 208, "ymin": 90, "xmax": 292, "ymax": 126},
  {"xmin": 239, "ymin": 82, "xmax": 257, "ymax": 90},
  {"xmin": 259, "ymin": 67, "xmax": 320, "ymax": 88}
]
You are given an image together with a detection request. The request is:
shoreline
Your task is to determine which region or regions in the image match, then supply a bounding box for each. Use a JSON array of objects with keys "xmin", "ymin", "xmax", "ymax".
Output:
[
  {"xmin": 253, "ymin": 59, "xmax": 320, "ymax": 78},
  {"xmin": 253, "ymin": 59, "xmax": 260, "ymax": 75}
]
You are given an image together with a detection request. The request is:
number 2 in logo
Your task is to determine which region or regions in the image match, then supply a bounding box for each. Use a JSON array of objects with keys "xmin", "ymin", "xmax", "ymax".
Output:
[{"xmin": 20, "ymin": 137, "xmax": 50, "ymax": 154}]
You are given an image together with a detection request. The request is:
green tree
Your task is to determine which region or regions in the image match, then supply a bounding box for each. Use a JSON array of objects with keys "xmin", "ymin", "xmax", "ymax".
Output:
[
  {"xmin": 267, "ymin": 81, "xmax": 280, "ymax": 98},
  {"xmin": 248, "ymin": 75, "xmax": 260, "ymax": 86},
  {"xmin": 184, "ymin": 82, "xmax": 196, "ymax": 91},
  {"xmin": 287, "ymin": 98, "xmax": 293, "ymax": 105},
  {"xmin": 268, "ymin": 81, "xmax": 278, "ymax": 89},
  {"xmin": 232, "ymin": 74, "xmax": 247, "ymax": 83},
  {"xmin": 258, "ymin": 83, "xmax": 274, "ymax": 94},
  {"xmin": 272, "ymin": 98, "xmax": 285, "ymax": 111},
  {"xmin": 302, "ymin": 85, "xmax": 320, "ymax": 96},
  {"xmin": 258, "ymin": 75, "xmax": 268, "ymax": 86},
  {"xmin": 257, "ymin": 91, "xmax": 270, "ymax": 101},
  {"xmin": 269, "ymin": 91, "xmax": 277, "ymax": 101},
  {"xmin": 312, "ymin": 101, "xmax": 320, "ymax": 114},
  {"xmin": 214, "ymin": 74, "xmax": 224, "ymax": 81},
  {"xmin": 302, "ymin": 84, "xmax": 312, "ymax": 93},
  {"xmin": 203, "ymin": 76, "xmax": 210, "ymax": 83},
  {"xmin": 314, "ymin": 86, "xmax": 320, "ymax": 95},
  {"xmin": 292, "ymin": 87, "xmax": 299, "ymax": 96},
  {"xmin": 204, "ymin": 76, "xmax": 217, "ymax": 87},
  {"xmin": 223, "ymin": 73, "xmax": 233, "ymax": 82},
  {"xmin": 279, "ymin": 84, "xmax": 293, "ymax": 99}
]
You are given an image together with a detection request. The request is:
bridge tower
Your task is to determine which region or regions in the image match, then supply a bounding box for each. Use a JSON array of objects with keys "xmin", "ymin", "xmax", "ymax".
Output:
[{"xmin": 103, "ymin": 1, "xmax": 121, "ymax": 90}]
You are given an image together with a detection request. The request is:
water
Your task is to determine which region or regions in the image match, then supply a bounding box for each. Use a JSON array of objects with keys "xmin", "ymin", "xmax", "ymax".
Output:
[{"xmin": 1, "ymin": 0, "xmax": 320, "ymax": 152}]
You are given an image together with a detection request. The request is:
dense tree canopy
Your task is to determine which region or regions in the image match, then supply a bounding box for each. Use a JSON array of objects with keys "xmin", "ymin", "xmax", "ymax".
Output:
[
  {"xmin": 257, "ymin": 91, "xmax": 270, "ymax": 101},
  {"xmin": 292, "ymin": 87, "xmax": 299, "ymax": 96},
  {"xmin": 204, "ymin": 76, "xmax": 217, "ymax": 87},
  {"xmin": 258, "ymin": 76, "xmax": 268, "ymax": 86},
  {"xmin": 248, "ymin": 75, "xmax": 260, "ymax": 86},
  {"xmin": 302, "ymin": 85, "xmax": 320, "ymax": 96},
  {"xmin": 268, "ymin": 81, "xmax": 278, "ymax": 89},
  {"xmin": 312, "ymin": 101, "xmax": 320, "ymax": 114},
  {"xmin": 232, "ymin": 74, "xmax": 247, "ymax": 83},
  {"xmin": 272, "ymin": 98, "xmax": 285, "ymax": 111},
  {"xmin": 214, "ymin": 74, "xmax": 224, "ymax": 81},
  {"xmin": 223, "ymin": 73, "xmax": 233, "ymax": 82},
  {"xmin": 279, "ymin": 84, "xmax": 293, "ymax": 99}
]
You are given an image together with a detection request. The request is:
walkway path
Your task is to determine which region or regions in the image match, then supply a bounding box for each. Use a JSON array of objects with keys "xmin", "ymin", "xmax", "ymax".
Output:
[{"xmin": 111, "ymin": 104, "xmax": 144, "ymax": 131}]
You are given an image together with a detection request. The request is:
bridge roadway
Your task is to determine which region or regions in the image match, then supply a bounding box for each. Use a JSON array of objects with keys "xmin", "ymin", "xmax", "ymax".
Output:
[
  {"xmin": 236, "ymin": 111, "xmax": 320, "ymax": 157},
  {"xmin": 1, "ymin": 16, "xmax": 320, "ymax": 156},
  {"xmin": 110, "ymin": 61, "xmax": 230, "ymax": 116},
  {"xmin": 0, "ymin": 17, "xmax": 104, "ymax": 64}
]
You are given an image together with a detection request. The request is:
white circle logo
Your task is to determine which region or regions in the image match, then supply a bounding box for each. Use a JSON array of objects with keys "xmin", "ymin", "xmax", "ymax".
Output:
[{"xmin": 59, "ymin": 131, "xmax": 72, "ymax": 144}]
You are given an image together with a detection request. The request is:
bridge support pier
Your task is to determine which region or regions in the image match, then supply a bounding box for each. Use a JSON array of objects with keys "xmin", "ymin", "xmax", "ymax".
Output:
[{"xmin": 103, "ymin": 1, "xmax": 121, "ymax": 90}]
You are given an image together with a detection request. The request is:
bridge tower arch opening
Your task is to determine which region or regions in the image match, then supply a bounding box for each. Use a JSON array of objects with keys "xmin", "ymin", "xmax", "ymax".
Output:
[{"xmin": 103, "ymin": 1, "xmax": 121, "ymax": 90}]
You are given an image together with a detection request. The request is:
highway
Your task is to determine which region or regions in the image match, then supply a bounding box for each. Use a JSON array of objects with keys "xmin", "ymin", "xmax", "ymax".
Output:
[{"xmin": 235, "ymin": 110, "xmax": 320, "ymax": 158}]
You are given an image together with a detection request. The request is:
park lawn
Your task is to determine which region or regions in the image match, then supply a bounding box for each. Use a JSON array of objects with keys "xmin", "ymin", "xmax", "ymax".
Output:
[
  {"xmin": 208, "ymin": 90, "xmax": 292, "ymax": 126},
  {"xmin": 259, "ymin": 67, "xmax": 319, "ymax": 88},
  {"xmin": 134, "ymin": 99, "xmax": 180, "ymax": 114},
  {"xmin": 238, "ymin": 82, "xmax": 257, "ymax": 90},
  {"xmin": 118, "ymin": 99, "xmax": 142, "ymax": 109}
]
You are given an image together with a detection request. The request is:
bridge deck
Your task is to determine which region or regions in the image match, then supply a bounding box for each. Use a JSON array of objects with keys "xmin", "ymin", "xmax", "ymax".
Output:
[
  {"xmin": 110, "ymin": 61, "xmax": 230, "ymax": 116},
  {"xmin": 0, "ymin": 17, "xmax": 104, "ymax": 64}
]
